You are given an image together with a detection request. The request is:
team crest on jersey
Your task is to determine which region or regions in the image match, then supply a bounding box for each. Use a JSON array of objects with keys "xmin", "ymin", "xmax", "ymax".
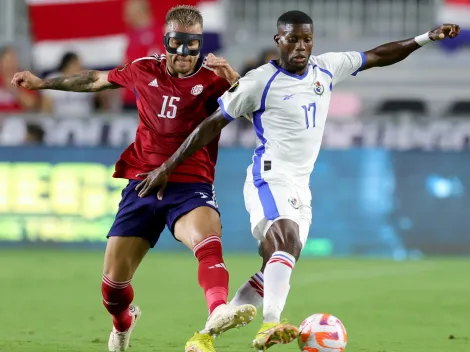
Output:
[
  {"xmin": 191, "ymin": 84, "xmax": 204, "ymax": 96},
  {"xmin": 314, "ymin": 81, "xmax": 324, "ymax": 96},
  {"xmin": 288, "ymin": 197, "xmax": 299, "ymax": 209}
]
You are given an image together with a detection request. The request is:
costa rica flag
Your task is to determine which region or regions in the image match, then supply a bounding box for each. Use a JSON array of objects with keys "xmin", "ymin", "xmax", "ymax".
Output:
[{"xmin": 27, "ymin": 0, "xmax": 225, "ymax": 73}]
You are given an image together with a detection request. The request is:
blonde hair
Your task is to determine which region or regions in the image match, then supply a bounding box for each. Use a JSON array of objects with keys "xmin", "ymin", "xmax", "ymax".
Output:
[{"xmin": 166, "ymin": 5, "xmax": 203, "ymax": 29}]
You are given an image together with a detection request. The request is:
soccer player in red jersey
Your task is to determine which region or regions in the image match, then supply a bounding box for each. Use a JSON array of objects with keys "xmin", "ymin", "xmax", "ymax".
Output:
[{"xmin": 12, "ymin": 5, "xmax": 256, "ymax": 352}]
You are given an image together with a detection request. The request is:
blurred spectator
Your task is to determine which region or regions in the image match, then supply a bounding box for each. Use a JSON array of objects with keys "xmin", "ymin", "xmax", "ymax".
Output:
[
  {"xmin": 122, "ymin": 0, "xmax": 164, "ymax": 111},
  {"xmin": 239, "ymin": 48, "xmax": 278, "ymax": 76},
  {"xmin": 41, "ymin": 52, "xmax": 108, "ymax": 117},
  {"xmin": 24, "ymin": 123, "xmax": 45, "ymax": 145},
  {"xmin": 257, "ymin": 48, "xmax": 278, "ymax": 67},
  {"xmin": 0, "ymin": 45, "xmax": 38, "ymax": 112}
]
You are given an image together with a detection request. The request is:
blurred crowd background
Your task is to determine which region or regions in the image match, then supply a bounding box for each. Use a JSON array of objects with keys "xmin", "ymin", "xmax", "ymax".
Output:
[{"xmin": 0, "ymin": 0, "xmax": 469, "ymax": 257}]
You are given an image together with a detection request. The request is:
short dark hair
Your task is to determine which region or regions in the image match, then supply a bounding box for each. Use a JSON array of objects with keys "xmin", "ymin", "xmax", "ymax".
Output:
[
  {"xmin": 277, "ymin": 10, "xmax": 313, "ymax": 28},
  {"xmin": 58, "ymin": 52, "xmax": 79, "ymax": 72}
]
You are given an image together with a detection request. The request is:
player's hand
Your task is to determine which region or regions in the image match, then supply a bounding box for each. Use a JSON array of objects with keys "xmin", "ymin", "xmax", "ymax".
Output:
[
  {"xmin": 11, "ymin": 71, "xmax": 44, "ymax": 90},
  {"xmin": 205, "ymin": 53, "xmax": 240, "ymax": 85},
  {"xmin": 429, "ymin": 24, "xmax": 460, "ymax": 41},
  {"xmin": 135, "ymin": 167, "xmax": 169, "ymax": 199}
]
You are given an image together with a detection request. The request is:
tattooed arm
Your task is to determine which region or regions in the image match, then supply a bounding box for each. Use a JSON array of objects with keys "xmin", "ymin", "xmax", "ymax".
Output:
[{"xmin": 11, "ymin": 70, "xmax": 118, "ymax": 92}]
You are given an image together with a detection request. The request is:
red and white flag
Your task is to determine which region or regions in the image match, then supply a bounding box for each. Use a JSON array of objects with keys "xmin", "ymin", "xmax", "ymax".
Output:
[
  {"xmin": 27, "ymin": 0, "xmax": 225, "ymax": 73},
  {"xmin": 438, "ymin": 0, "xmax": 470, "ymax": 27}
]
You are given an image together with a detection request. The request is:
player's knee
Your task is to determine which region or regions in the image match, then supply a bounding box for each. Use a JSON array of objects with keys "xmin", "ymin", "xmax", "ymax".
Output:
[
  {"xmin": 103, "ymin": 257, "xmax": 136, "ymax": 283},
  {"xmin": 264, "ymin": 219, "xmax": 302, "ymax": 260},
  {"xmin": 174, "ymin": 206, "xmax": 222, "ymax": 250},
  {"xmin": 191, "ymin": 232, "xmax": 222, "ymax": 249}
]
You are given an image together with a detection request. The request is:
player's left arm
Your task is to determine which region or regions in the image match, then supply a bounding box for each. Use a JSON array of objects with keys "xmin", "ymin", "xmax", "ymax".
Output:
[
  {"xmin": 361, "ymin": 24, "xmax": 460, "ymax": 71},
  {"xmin": 135, "ymin": 109, "xmax": 230, "ymax": 198}
]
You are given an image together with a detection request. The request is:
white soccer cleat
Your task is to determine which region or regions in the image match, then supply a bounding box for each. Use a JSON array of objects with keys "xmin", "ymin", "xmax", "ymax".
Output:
[
  {"xmin": 204, "ymin": 303, "xmax": 256, "ymax": 336},
  {"xmin": 108, "ymin": 304, "xmax": 142, "ymax": 352}
]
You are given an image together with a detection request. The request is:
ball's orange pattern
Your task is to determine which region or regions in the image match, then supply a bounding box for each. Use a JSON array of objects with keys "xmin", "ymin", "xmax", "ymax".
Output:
[
  {"xmin": 298, "ymin": 313, "xmax": 348, "ymax": 352},
  {"xmin": 303, "ymin": 347, "xmax": 320, "ymax": 352}
]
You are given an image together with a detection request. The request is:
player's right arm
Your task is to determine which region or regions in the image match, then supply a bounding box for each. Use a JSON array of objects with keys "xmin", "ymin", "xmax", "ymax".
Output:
[
  {"xmin": 135, "ymin": 70, "xmax": 264, "ymax": 198},
  {"xmin": 11, "ymin": 70, "xmax": 118, "ymax": 92}
]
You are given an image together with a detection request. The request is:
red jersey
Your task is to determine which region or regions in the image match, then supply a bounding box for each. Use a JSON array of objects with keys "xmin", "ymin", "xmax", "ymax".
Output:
[{"xmin": 107, "ymin": 55, "xmax": 230, "ymax": 184}]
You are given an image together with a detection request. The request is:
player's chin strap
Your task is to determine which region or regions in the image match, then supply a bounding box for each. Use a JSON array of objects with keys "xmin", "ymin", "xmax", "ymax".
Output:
[{"xmin": 164, "ymin": 32, "xmax": 203, "ymax": 57}]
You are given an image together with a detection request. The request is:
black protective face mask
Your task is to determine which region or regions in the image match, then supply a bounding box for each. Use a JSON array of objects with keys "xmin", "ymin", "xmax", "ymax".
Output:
[{"xmin": 163, "ymin": 32, "xmax": 203, "ymax": 57}]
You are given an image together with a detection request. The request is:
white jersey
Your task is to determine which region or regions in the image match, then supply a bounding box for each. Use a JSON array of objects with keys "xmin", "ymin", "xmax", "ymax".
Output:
[{"xmin": 218, "ymin": 51, "xmax": 365, "ymax": 186}]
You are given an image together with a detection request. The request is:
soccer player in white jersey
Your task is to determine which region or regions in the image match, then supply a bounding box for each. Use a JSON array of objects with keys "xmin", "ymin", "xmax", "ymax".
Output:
[{"xmin": 135, "ymin": 10, "xmax": 460, "ymax": 351}]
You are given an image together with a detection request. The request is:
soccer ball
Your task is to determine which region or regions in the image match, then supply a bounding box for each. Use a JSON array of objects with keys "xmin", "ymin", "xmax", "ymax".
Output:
[{"xmin": 298, "ymin": 313, "xmax": 348, "ymax": 352}]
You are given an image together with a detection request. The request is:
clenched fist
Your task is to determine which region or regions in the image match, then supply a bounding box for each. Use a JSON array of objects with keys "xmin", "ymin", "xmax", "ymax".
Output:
[
  {"xmin": 429, "ymin": 24, "xmax": 461, "ymax": 41},
  {"xmin": 11, "ymin": 71, "xmax": 44, "ymax": 90}
]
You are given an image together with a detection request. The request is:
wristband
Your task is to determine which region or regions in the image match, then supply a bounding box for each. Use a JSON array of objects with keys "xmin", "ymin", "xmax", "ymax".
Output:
[{"xmin": 414, "ymin": 32, "xmax": 432, "ymax": 46}]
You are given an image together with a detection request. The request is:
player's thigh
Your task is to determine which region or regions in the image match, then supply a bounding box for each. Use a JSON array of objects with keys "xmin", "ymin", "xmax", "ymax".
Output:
[
  {"xmin": 108, "ymin": 180, "xmax": 166, "ymax": 246},
  {"xmin": 167, "ymin": 183, "xmax": 221, "ymax": 250},
  {"xmin": 244, "ymin": 179, "xmax": 301, "ymax": 242},
  {"xmin": 103, "ymin": 236, "xmax": 150, "ymax": 282},
  {"xmin": 104, "ymin": 180, "xmax": 165, "ymax": 281},
  {"xmin": 173, "ymin": 206, "xmax": 221, "ymax": 249}
]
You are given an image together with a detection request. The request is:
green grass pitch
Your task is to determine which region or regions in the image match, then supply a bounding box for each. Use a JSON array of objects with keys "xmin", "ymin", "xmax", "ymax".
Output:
[{"xmin": 0, "ymin": 250, "xmax": 469, "ymax": 351}]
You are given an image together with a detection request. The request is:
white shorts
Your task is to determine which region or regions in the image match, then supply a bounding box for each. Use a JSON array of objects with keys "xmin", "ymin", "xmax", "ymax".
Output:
[{"xmin": 243, "ymin": 178, "xmax": 312, "ymax": 248}]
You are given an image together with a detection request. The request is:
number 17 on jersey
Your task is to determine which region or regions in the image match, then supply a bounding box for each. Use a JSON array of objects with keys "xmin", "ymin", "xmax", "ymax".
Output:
[{"xmin": 302, "ymin": 102, "xmax": 316, "ymax": 129}]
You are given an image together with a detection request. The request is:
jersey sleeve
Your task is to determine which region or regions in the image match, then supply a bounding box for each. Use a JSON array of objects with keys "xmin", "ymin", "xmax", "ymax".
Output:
[
  {"xmin": 313, "ymin": 52, "xmax": 366, "ymax": 87},
  {"xmin": 107, "ymin": 61, "xmax": 135, "ymax": 89},
  {"xmin": 217, "ymin": 70, "xmax": 262, "ymax": 121}
]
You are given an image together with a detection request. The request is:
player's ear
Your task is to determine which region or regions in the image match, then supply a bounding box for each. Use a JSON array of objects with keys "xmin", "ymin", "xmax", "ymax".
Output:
[{"xmin": 274, "ymin": 34, "xmax": 280, "ymax": 47}]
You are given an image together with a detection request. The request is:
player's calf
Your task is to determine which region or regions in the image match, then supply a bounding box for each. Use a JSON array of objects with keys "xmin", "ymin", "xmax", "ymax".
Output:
[
  {"xmin": 174, "ymin": 206, "xmax": 228, "ymax": 313},
  {"xmin": 102, "ymin": 237, "xmax": 148, "ymax": 331},
  {"xmin": 102, "ymin": 275, "xmax": 134, "ymax": 331},
  {"xmin": 260, "ymin": 219, "xmax": 301, "ymax": 324},
  {"xmin": 230, "ymin": 270, "xmax": 264, "ymax": 308},
  {"xmin": 231, "ymin": 245, "xmax": 267, "ymax": 307},
  {"xmin": 102, "ymin": 237, "xmax": 149, "ymax": 350}
]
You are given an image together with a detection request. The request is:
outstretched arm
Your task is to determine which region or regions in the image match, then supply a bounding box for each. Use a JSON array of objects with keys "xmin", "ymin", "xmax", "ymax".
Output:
[
  {"xmin": 362, "ymin": 24, "xmax": 460, "ymax": 71},
  {"xmin": 135, "ymin": 109, "xmax": 230, "ymax": 198},
  {"xmin": 11, "ymin": 70, "xmax": 118, "ymax": 92},
  {"xmin": 166, "ymin": 110, "xmax": 229, "ymax": 173}
]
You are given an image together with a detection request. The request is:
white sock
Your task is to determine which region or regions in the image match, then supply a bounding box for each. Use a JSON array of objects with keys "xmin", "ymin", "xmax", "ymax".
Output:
[
  {"xmin": 230, "ymin": 271, "xmax": 264, "ymax": 308},
  {"xmin": 263, "ymin": 251, "xmax": 296, "ymax": 323}
]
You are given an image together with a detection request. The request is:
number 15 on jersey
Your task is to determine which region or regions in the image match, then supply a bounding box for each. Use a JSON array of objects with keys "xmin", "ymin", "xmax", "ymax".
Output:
[
  {"xmin": 302, "ymin": 102, "xmax": 316, "ymax": 129},
  {"xmin": 158, "ymin": 95, "xmax": 180, "ymax": 119}
]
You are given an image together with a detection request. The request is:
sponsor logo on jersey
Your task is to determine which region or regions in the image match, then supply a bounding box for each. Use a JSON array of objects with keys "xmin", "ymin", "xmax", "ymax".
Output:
[
  {"xmin": 148, "ymin": 79, "xmax": 158, "ymax": 87},
  {"xmin": 288, "ymin": 197, "xmax": 299, "ymax": 209},
  {"xmin": 191, "ymin": 84, "xmax": 203, "ymax": 96},
  {"xmin": 283, "ymin": 94, "xmax": 295, "ymax": 100},
  {"xmin": 314, "ymin": 81, "xmax": 324, "ymax": 96}
]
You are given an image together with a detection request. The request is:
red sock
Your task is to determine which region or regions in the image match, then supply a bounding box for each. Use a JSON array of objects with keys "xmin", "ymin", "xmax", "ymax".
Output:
[
  {"xmin": 102, "ymin": 275, "xmax": 134, "ymax": 332},
  {"xmin": 194, "ymin": 235, "xmax": 229, "ymax": 314}
]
